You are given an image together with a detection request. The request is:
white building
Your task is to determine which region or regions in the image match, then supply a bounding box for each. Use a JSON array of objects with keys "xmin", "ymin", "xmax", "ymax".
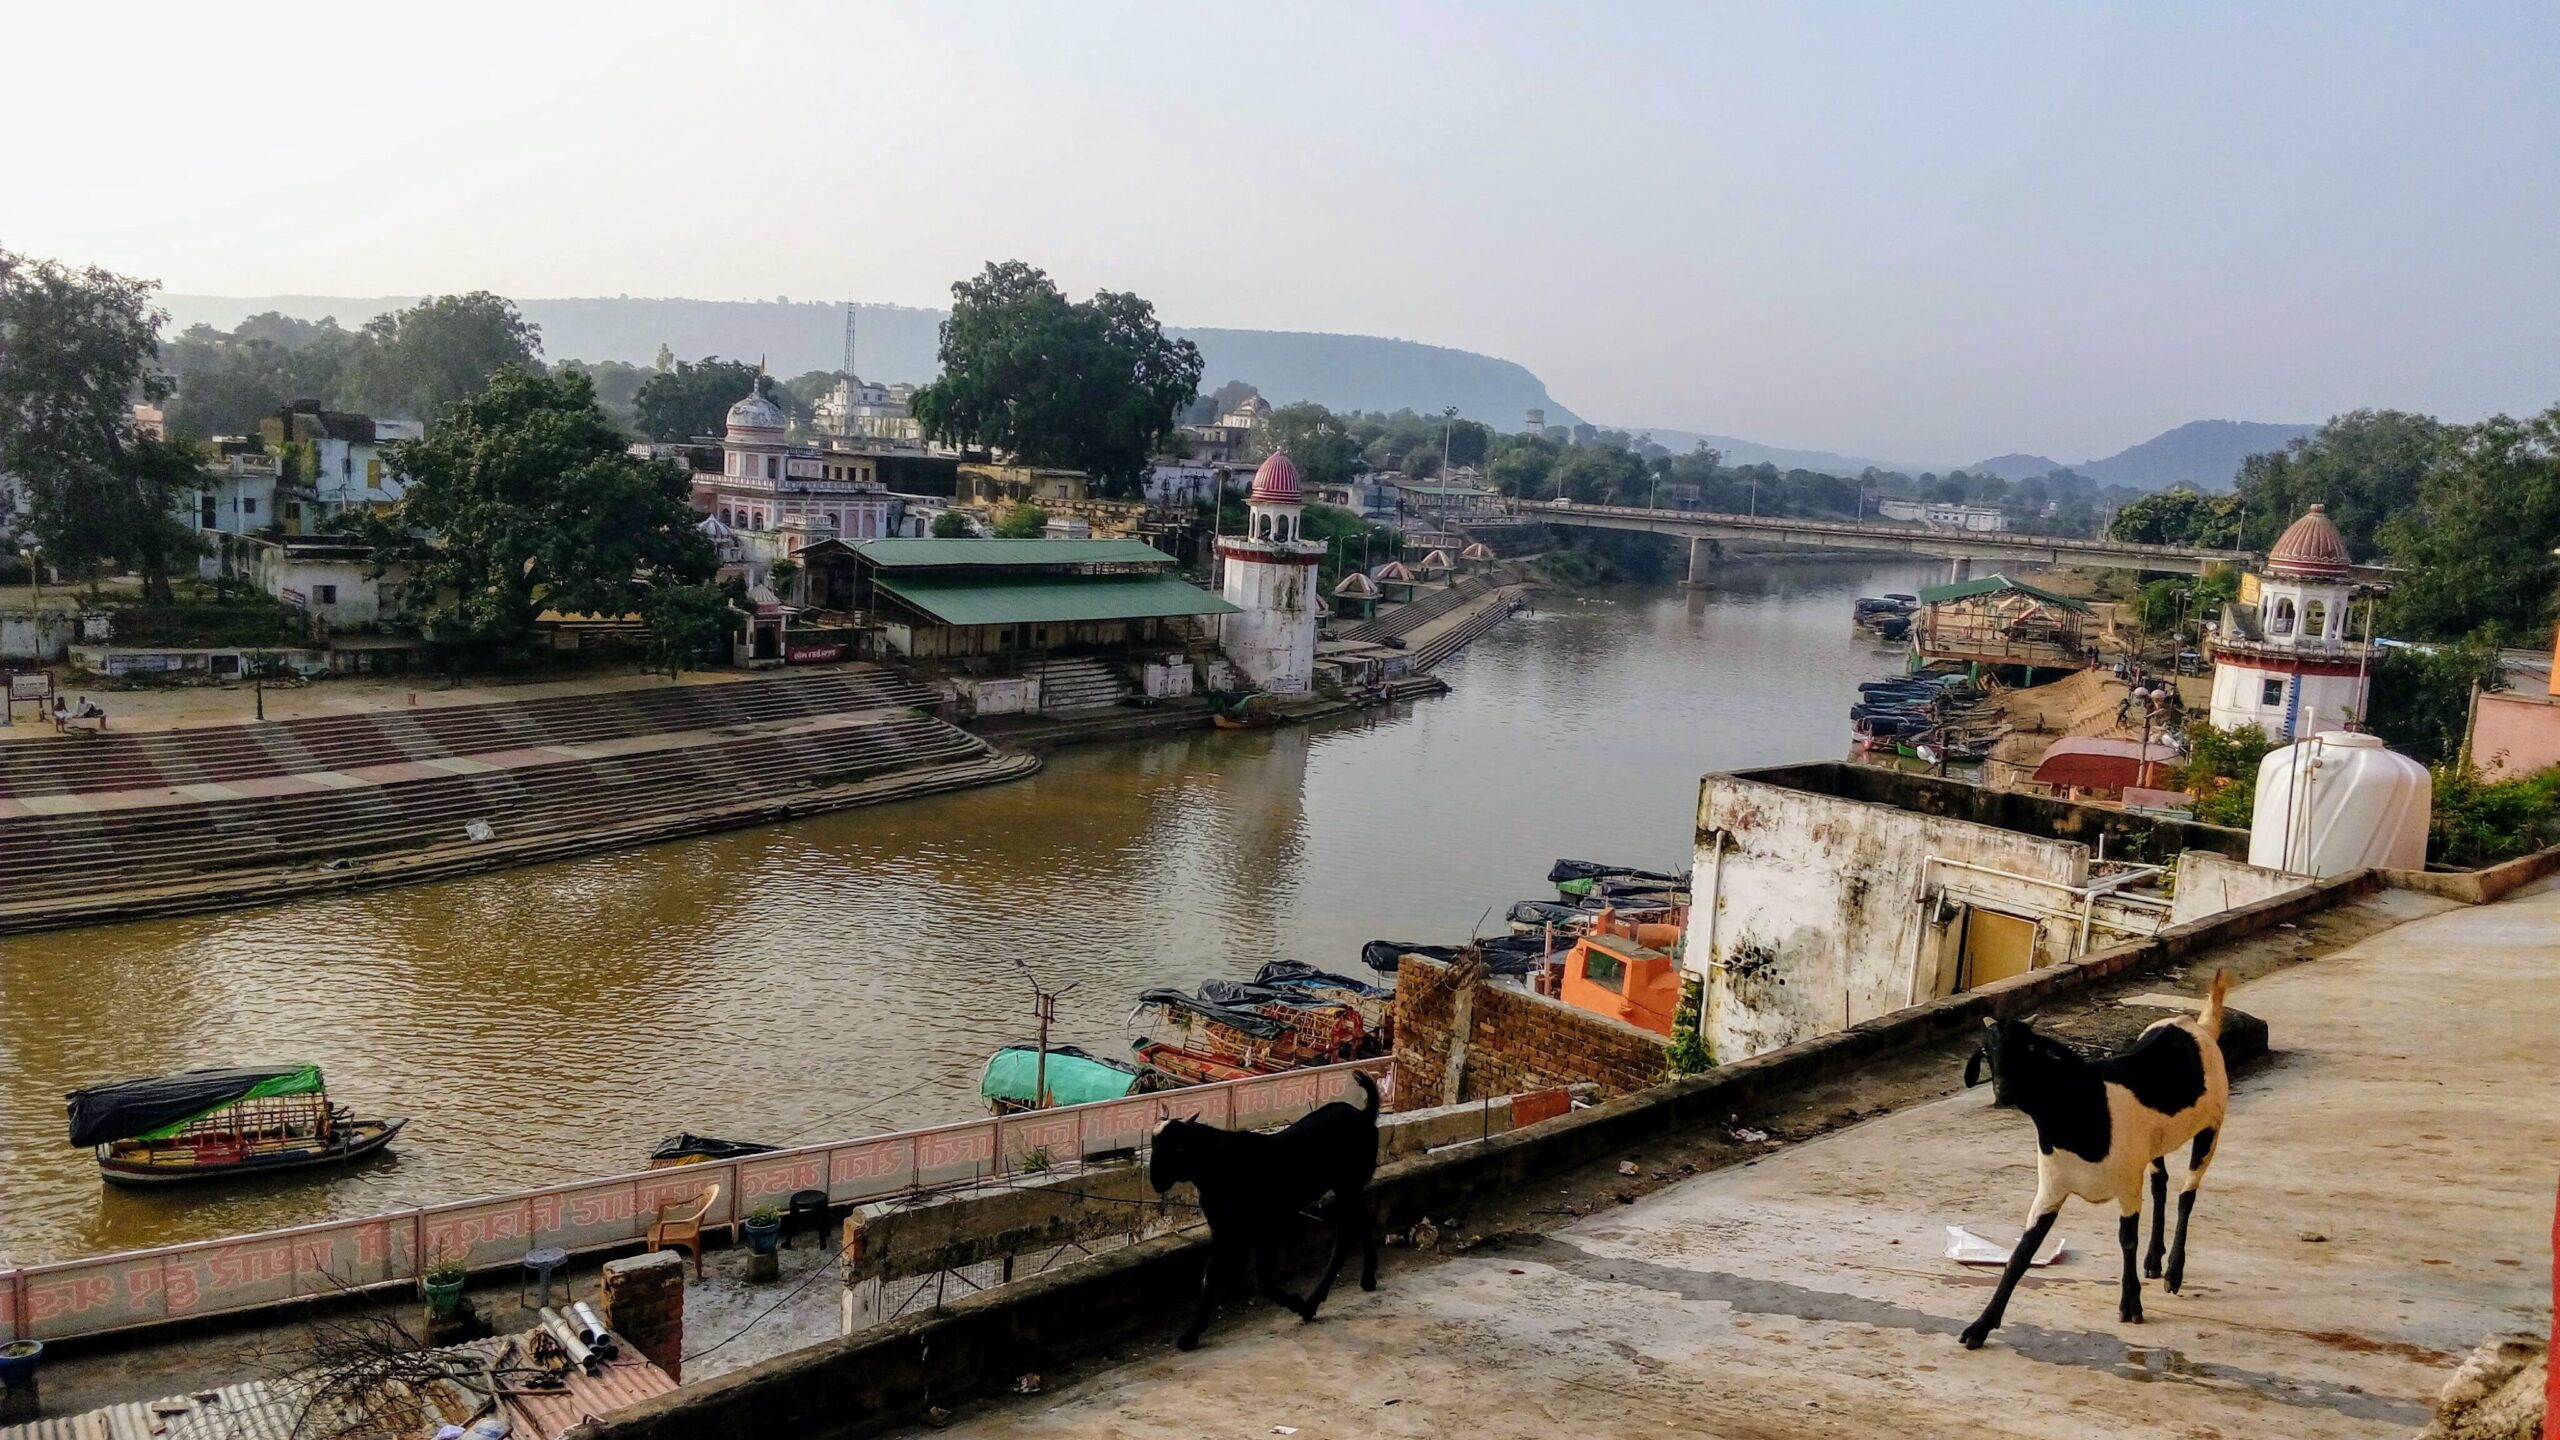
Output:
[
  {"xmin": 261, "ymin": 405, "xmax": 420, "ymax": 531},
  {"xmin": 811, "ymin": 374, "xmax": 921, "ymax": 443},
  {"xmin": 190, "ymin": 444, "xmax": 281, "ymax": 535},
  {"xmin": 1217, "ymin": 451, "xmax": 1325, "ymax": 694},
  {"xmin": 202, "ymin": 533, "xmax": 405, "ymax": 628},
  {"xmin": 692, "ymin": 381, "xmax": 905, "ymax": 582},
  {"xmin": 1875, "ymin": 498, "xmax": 2007, "ymax": 532},
  {"xmin": 2207, "ymin": 503, "xmax": 2374, "ymax": 741}
]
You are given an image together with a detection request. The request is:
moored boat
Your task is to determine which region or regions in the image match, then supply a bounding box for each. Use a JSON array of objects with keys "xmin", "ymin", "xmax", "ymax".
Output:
[{"xmin": 66, "ymin": 1064, "xmax": 404, "ymax": 1186}]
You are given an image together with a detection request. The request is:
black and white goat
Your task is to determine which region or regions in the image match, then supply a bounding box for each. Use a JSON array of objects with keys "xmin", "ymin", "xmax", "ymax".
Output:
[
  {"xmin": 1958, "ymin": 970, "xmax": 2230, "ymax": 1350},
  {"xmin": 1149, "ymin": 1070, "xmax": 1382, "ymax": 1352}
]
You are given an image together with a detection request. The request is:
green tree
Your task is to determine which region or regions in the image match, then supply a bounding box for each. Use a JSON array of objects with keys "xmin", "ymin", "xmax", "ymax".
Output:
[
  {"xmin": 992, "ymin": 503, "xmax": 1049, "ymax": 538},
  {"xmin": 1260, "ymin": 403, "xmax": 1364, "ymax": 488},
  {"xmin": 929, "ymin": 509, "xmax": 974, "ymax": 538},
  {"xmin": 557, "ymin": 358, "xmax": 653, "ymax": 428},
  {"xmin": 910, "ymin": 261, "xmax": 1203, "ymax": 497},
  {"xmin": 344, "ymin": 292, "xmax": 541, "ymax": 420},
  {"xmin": 2108, "ymin": 488, "xmax": 2242, "ymax": 548},
  {"xmin": 2378, "ymin": 407, "xmax": 2560, "ymax": 642},
  {"xmin": 0, "ymin": 251, "xmax": 202, "ymax": 600},
  {"xmin": 2176, "ymin": 721, "xmax": 2280, "ymax": 827},
  {"xmin": 632, "ymin": 356, "xmax": 766, "ymax": 442},
  {"xmin": 365, "ymin": 366, "xmax": 714, "ymax": 649},
  {"xmin": 2365, "ymin": 632, "xmax": 2506, "ymax": 765},
  {"xmin": 2233, "ymin": 410, "xmax": 2444, "ymax": 557},
  {"xmin": 641, "ymin": 581, "xmax": 738, "ymax": 676}
]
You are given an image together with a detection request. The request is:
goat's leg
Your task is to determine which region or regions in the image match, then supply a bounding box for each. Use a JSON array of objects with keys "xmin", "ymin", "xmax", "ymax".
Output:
[
  {"xmin": 1253, "ymin": 1234, "xmax": 1313, "ymax": 1317},
  {"xmin": 1177, "ymin": 1235, "xmax": 1237, "ymax": 1351},
  {"xmin": 2144, "ymin": 1158, "xmax": 2169, "ymax": 1278},
  {"xmin": 2116, "ymin": 1202, "xmax": 2144, "ymax": 1325},
  {"xmin": 2164, "ymin": 1127, "xmax": 2219, "ymax": 1295},
  {"xmin": 1960, "ymin": 1206, "xmax": 2058, "ymax": 1350}
]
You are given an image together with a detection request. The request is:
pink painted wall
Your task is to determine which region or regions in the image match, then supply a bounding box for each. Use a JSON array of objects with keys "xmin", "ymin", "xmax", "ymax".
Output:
[{"xmin": 2466, "ymin": 691, "xmax": 2560, "ymax": 777}]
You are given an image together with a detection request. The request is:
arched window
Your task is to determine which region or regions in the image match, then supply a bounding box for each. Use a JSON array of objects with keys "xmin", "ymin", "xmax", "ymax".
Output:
[
  {"xmin": 2269, "ymin": 597, "xmax": 2296, "ymax": 636},
  {"xmin": 2303, "ymin": 599, "xmax": 2327, "ymax": 638}
]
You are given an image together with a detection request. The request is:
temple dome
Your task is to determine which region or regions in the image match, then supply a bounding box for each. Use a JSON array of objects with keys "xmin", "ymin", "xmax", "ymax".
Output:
[
  {"xmin": 725, "ymin": 385, "xmax": 787, "ymax": 439},
  {"xmin": 1250, "ymin": 451, "xmax": 1303, "ymax": 504},
  {"xmin": 2267, "ymin": 503, "xmax": 2352, "ymax": 581}
]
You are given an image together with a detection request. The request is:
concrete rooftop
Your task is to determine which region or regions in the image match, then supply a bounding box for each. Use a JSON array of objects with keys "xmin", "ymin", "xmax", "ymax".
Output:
[{"xmin": 913, "ymin": 881, "xmax": 2558, "ymax": 1439}]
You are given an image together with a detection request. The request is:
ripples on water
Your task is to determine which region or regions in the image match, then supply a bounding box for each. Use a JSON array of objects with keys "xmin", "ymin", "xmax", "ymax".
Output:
[{"xmin": 0, "ymin": 562, "xmax": 1936, "ymax": 1261}]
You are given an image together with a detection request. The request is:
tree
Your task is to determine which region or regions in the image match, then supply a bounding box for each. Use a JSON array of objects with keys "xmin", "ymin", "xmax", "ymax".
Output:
[
  {"xmin": 2232, "ymin": 410, "xmax": 2444, "ymax": 557},
  {"xmin": 365, "ymin": 366, "xmax": 715, "ymax": 649},
  {"xmin": 343, "ymin": 292, "xmax": 540, "ymax": 420},
  {"xmin": 641, "ymin": 582, "xmax": 736, "ymax": 676},
  {"xmin": 556, "ymin": 358, "xmax": 652, "ymax": 428},
  {"xmin": 909, "ymin": 261, "xmax": 1202, "ymax": 497},
  {"xmin": 0, "ymin": 251, "xmax": 201, "ymax": 599},
  {"xmin": 1260, "ymin": 403, "xmax": 1364, "ymax": 488},
  {"xmin": 2108, "ymin": 489, "xmax": 2242, "ymax": 548},
  {"xmin": 2365, "ymin": 631, "xmax": 2505, "ymax": 765},
  {"xmin": 2377, "ymin": 407, "xmax": 2560, "ymax": 642},
  {"xmin": 929, "ymin": 509, "xmax": 974, "ymax": 538},
  {"xmin": 632, "ymin": 356, "xmax": 765, "ymax": 442},
  {"xmin": 992, "ymin": 503, "xmax": 1049, "ymax": 538},
  {"xmin": 2176, "ymin": 722, "xmax": 2280, "ymax": 827}
]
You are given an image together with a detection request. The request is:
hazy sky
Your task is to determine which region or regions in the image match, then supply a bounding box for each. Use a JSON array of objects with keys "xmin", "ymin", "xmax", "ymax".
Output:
[{"xmin": 6, "ymin": 1, "xmax": 2554, "ymax": 463}]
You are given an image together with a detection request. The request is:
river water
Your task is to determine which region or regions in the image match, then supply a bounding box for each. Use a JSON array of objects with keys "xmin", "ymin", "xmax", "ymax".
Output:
[{"xmin": 0, "ymin": 559, "xmax": 1939, "ymax": 1264}]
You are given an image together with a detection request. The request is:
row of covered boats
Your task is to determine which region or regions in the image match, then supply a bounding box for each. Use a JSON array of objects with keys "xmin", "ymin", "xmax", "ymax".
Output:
[{"xmin": 1850, "ymin": 668, "xmax": 2003, "ymax": 766}]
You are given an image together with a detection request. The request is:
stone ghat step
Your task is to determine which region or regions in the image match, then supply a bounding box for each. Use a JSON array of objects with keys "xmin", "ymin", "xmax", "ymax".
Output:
[
  {"xmin": 1336, "ymin": 575, "xmax": 1498, "ymax": 645},
  {"xmin": 0, "ymin": 668, "xmax": 939, "ymax": 800},
  {"xmin": 0, "ymin": 713, "xmax": 986, "ymax": 900}
]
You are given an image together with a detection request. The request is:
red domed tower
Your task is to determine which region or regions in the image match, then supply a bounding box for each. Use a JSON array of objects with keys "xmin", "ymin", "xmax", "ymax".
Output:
[
  {"xmin": 1217, "ymin": 452, "xmax": 1326, "ymax": 693},
  {"xmin": 2208, "ymin": 504, "xmax": 2373, "ymax": 740}
]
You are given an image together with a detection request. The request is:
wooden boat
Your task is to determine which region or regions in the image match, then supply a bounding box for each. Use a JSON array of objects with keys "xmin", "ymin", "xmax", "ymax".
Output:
[
  {"xmin": 67, "ymin": 1064, "xmax": 404, "ymax": 1187},
  {"xmin": 1210, "ymin": 710, "xmax": 1281, "ymax": 731}
]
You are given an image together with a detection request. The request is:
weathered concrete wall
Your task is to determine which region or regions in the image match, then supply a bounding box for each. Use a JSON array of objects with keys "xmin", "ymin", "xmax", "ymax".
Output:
[
  {"xmin": 1, "ymin": 612, "xmax": 78, "ymax": 663},
  {"xmin": 2467, "ymin": 690, "xmax": 2560, "ymax": 778},
  {"xmin": 1730, "ymin": 762, "xmax": 2249, "ymax": 863},
  {"xmin": 1696, "ymin": 773, "xmax": 2089, "ymax": 1061},
  {"xmin": 1394, "ymin": 956, "xmax": 1666, "ymax": 1103},
  {"xmin": 2171, "ymin": 850, "xmax": 2309, "ymax": 927},
  {"xmin": 567, "ymin": 870, "xmax": 2381, "ymax": 1440}
]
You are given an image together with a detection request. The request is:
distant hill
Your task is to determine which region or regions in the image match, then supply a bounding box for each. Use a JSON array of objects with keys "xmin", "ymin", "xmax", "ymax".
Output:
[
  {"xmin": 157, "ymin": 294, "xmax": 1582, "ymax": 430},
  {"xmin": 1597, "ymin": 426, "xmax": 1928, "ymax": 476},
  {"xmin": 1968, "ymin": 420, "xmax": 2317, "ymax": 491}
]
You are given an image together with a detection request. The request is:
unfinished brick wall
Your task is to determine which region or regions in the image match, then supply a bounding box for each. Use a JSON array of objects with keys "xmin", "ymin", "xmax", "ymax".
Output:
[
  {"xmin": 1394, "ymin": 955, "xmax": 1667, "ymax": 1105},
  {"xmin": 601, "ymin": 1250, "xmax": 686, "ymax": 1382}
]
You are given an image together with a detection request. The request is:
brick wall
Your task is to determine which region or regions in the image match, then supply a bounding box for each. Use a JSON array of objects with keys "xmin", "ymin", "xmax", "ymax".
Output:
[
  {"xmin": 1394, "ymin": 954, "xmax": 1667, "ymax": 1104},
  {"xmin": 601, "ymin": 1250, "xmax": 686, "ymax": 1383}
]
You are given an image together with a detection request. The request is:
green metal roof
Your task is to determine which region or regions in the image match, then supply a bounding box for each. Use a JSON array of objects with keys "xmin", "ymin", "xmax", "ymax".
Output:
[
  {"xmin": 1915, "ymin": 574, "xmax": 2092, "ymax": 612},
  {"xmin": 853, "ymin": 538, "xmax": 1172, "ymax": 569},
  {"xmin": 875, "ymin": 571, "xmax": 1241, "ymax": 627}
]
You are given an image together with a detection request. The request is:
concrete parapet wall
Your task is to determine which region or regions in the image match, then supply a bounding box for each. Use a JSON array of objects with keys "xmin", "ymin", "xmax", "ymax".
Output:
[{"xmin": 568, "ymin": 871, "xmax": 2377, "ymax": 1440}]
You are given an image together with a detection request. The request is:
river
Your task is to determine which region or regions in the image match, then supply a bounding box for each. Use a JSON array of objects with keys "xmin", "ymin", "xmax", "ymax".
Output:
[{"xmin": 0, "ymin": 559, "xmax": 1940, "ymax": 1264}]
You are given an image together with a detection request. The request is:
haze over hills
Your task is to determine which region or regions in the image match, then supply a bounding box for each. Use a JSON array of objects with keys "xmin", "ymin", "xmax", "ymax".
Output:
[
  {"xmin": 157, "ymin": 294, "xmax": 1582, "ymax": 432},
  {"xmin": 160, "ymin": 294, "xmax": 2315, "ymax": 490},
  {"xmin": 1968, "ymin": 420, "xmax": 2318, "ymax": 491}
]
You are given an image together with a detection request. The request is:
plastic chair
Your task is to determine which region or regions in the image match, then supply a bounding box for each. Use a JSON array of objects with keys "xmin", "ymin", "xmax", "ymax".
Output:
[{"xmin": 648, "ymin": 1184, "xmax": 719, "ymax": 1277}]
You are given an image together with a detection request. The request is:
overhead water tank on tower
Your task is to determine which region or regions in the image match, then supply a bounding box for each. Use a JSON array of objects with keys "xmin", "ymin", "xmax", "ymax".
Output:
[{"xmin": 2247, "ymin": 731, "xmax": 2430, "ymax": 877}]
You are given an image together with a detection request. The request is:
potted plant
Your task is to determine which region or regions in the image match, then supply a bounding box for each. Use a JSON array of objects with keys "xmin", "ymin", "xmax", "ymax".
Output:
[
  {"xmin": 0, "ymin": 1339, "xmax": 43, "ymax": 1392},
  {"xmin": 743, "ymin": 1203, "xmax": 784, "ymax": 1256},
  {"xmin": 421, "ymin": 1253, "xmax": 468, "ymax": 1318}
]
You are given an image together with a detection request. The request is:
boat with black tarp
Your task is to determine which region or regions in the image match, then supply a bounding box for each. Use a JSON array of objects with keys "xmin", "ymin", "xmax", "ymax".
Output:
[{"xmin": 65, "ymin": 1064, "xmax": 404, "ymax": 1186}]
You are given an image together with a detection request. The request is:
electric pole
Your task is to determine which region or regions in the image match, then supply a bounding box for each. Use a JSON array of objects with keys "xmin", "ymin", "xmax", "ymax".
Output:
[{"xmin": 1013, "ymin": 959, "xmax": 1079, "ymax": 1110}]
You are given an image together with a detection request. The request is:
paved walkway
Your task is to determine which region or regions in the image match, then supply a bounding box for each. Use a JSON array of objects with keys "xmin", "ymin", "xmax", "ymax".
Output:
[{"xmin": 920, "ymin": 882, "xmax": 2559, "ymax": 1439}]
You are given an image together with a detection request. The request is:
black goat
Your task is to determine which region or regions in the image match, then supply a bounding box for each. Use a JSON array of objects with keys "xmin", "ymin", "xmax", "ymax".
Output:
[
  {"xmin": 1149, "ymin": 1070, "xmax": 1382, "ymax": 1351},
  {"xmin": 1958, "ymin": 971, "xmax": 2230, "ymax": 1350}
]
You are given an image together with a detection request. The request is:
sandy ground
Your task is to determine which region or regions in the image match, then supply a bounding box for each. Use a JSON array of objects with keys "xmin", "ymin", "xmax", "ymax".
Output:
[{"xmin": 908, "ymin": 881, "xmax": 2551, "ymax": 1440}]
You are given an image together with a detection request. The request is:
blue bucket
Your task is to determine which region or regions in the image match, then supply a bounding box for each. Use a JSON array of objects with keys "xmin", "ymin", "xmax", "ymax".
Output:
[{"xmin": 0, "ymin": 1339, "xmax": 43, "ymax": 1389}]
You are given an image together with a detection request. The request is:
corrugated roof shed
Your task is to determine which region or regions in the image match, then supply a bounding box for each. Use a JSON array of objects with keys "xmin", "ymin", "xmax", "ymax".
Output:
[
  {"xmin": 852, "ymin": 538, "xmax": 1170, "ymax": 569},
  {"xmin": 876, "ymin": 572, "xmax": 1240, "ymax": 627},
  {"xmin": 1915, "ymin": 574, "xmax": 2092, "ymax": 611}
]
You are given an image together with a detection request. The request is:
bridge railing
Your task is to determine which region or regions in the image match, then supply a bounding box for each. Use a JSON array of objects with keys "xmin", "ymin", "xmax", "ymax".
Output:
[{"xmin": 1509, "ymin": 499, "xmax": 2259, "ymax": 565}]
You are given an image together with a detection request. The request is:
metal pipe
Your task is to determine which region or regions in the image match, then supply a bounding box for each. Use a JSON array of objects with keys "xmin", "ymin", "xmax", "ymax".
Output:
[{"xmin": 571, "ymin": 1301, "xmax": 615, "ymax": 1354}]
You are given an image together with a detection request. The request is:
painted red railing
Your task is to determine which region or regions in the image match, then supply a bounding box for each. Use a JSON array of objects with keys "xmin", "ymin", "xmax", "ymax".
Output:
[{"xmin": 2, "ymin": 1058, "xmax": 1390, "ymax": 1344}]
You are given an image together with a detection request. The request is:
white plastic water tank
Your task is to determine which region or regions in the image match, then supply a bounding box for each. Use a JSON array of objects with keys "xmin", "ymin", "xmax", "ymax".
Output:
[{"xmin": 2248, "ymin": 731, "xmax": 2430, "ymax": 877}]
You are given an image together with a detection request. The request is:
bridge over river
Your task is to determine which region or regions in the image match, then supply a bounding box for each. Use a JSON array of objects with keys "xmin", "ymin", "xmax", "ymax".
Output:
[{"xmin": 1509, "ymin": 498, "xmax": 2356, "ymax": 584}]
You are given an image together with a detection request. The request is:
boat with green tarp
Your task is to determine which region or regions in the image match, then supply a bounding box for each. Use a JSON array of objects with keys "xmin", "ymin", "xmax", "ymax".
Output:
[
  {"xmin": 979, "ymin": 1045, "xmax": 1144, "ymax": 1114},
  {"xmin": 66, "ymin": 1064, "xmax": 405, "ymax": 1186}
]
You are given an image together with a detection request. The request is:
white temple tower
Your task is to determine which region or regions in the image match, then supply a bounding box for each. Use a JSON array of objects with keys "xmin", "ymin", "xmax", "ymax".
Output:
[
  {"xmin": 1218, "ymin": 451, "xmax": 1326, "ymax": 694},
  {"xmin": 2207, "ymin": 503, "xmax": 2374, "ymax": 741}
]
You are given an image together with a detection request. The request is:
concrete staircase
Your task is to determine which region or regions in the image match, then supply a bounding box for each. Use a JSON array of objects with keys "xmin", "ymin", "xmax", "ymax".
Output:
[{"xmin": 1032, "ymin": 656, "xmax": 1132, "ymax": 714}]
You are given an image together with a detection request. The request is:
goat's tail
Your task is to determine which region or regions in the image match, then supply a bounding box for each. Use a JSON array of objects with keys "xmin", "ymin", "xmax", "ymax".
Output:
[
  {"xmin": 2198, "ymin": 969, "xmax": 2231, "ymax": 1037},
  {"xmin": 1353, "ymin": 1070, "xmax": 1381, "ymax": 1119}
]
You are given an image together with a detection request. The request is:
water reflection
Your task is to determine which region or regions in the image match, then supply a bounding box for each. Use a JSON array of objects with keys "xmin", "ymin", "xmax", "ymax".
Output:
[{"xmin": 0, "ymin": 561, "xmax": 1936, "ymax": 1261}]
